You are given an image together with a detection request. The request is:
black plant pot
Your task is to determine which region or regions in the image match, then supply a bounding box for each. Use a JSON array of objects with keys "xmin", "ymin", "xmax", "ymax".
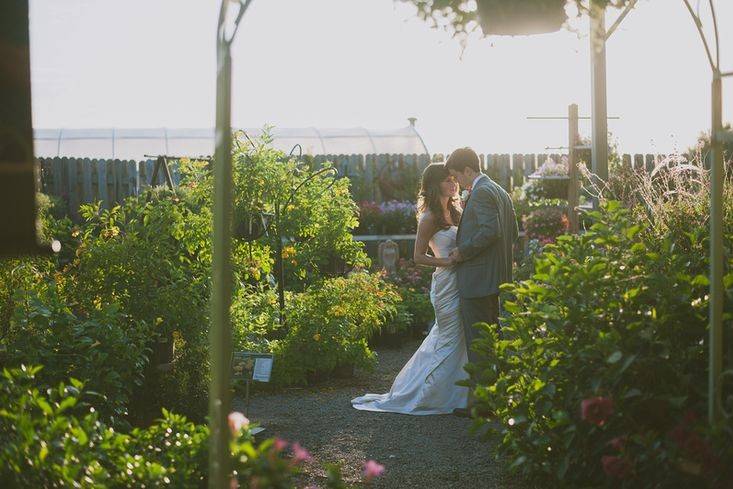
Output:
[
  {"xmin": 477, "ymin": 0, "xmax": 567, "ymax": 36},
  {"xmin": 234, "ymin": 211, "xmax": 269, "ymax": 241}
]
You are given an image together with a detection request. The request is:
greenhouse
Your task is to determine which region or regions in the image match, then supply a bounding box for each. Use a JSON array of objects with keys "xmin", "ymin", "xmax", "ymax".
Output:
[{"xmin": 33, "ymin": 121, "xmax": 429, "ymax": 160}]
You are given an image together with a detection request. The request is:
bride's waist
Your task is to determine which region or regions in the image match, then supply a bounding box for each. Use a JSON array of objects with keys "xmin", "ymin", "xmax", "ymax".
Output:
[{"xmin": 432, "ymin": 266, "xmax": 455, "ymax": 276}]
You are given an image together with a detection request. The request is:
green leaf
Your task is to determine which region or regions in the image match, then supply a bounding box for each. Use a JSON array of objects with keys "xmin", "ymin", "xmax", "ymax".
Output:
[
  {"xmin": 618, "ymin": 354, "xmax": 637, "ymax": 376},
  {"xmin": 691, "ymin": 275, "xmax": 710, "ymax": 287},
  {"xmin": 39, "ymin": 444, "xmax": 48, "ymax": 462},
  {"xmin": 510, "ymin": 455, "xmax": 527, "ymax": 469},
  {"xmin": 607, "ymin": 351, "xmax": 623, "ymax": 364},
  {"xmin": 623, "ymin": 388, "xmax": 642, "ymax": 399},
  {"xmin": 36, "ymin": 398, "xmax": 53, "ymax": 416},
  {"xmin": 557, "ymin": 455, "xmax": 570, "ymax": 479},
  {"xmin": 625, "ymin": 224, "xmax": 642, "ymax": 240}
]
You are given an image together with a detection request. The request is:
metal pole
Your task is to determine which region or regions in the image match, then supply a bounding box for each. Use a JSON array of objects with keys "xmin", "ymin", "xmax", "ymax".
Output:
[
  {"xmin": 567, "ymin": 104, "xmax": 580, "ymax": 233},
  {"xmin": 209, "ymin": 5, "xmax": 234, "ymax": 487},
  {"xmin": 590, "ymin": 1, "xmax": 609, "ymax": 186},
  {"xmin": 709, "ymin": 73, "xmax": 723, "ymax": 424},
  {"xmin": 275, "ymin": 203, "xmax": 285, "ymax": 326}
]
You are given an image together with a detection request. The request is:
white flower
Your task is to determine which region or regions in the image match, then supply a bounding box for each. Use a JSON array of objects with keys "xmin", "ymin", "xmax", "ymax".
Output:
[{"xmin": 460, "ymin": 189, "xmax": 470, "ymax": 202}]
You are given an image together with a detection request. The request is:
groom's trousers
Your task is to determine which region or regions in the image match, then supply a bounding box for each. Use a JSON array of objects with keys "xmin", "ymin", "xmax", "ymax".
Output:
[{"xmin": 460, "ymin": 294, "xmax": 499, "ymax": 365}]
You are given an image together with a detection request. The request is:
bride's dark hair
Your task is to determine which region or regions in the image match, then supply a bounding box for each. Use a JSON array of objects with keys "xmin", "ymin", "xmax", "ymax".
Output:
[{"xmin": 417, "ymin": 163, "xmax": 461, "ymax": 229}]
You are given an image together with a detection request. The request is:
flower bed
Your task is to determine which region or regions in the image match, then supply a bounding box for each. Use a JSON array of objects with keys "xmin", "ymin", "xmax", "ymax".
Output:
[{"xmin": 355, "ymin": 200, "xmax": 417, "ymax": 235}]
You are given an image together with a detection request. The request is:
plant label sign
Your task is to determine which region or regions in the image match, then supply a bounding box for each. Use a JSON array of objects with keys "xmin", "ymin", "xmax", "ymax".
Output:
[{"xmin": 232, "ymin": 352, "xmax": 273, "ymax": 382}]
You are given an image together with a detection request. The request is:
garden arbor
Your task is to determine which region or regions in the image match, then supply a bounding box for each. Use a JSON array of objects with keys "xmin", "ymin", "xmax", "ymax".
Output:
[{"xmin": 205, "ymin": 0, "xmax": 730, "ymax": 484}]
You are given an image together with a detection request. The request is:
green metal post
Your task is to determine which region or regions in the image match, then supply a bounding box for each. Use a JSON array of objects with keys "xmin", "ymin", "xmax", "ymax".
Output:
[
  {"xmin": 567, "ymin": 104, "xmax": 580, "ymax": 233},
  {"xmin": 709, "ymin": 73, "xmax": 723, "ymax": 424},
  {"xmin": 209, "ymin": 5, "xmax": 234, "ymax": 487}
]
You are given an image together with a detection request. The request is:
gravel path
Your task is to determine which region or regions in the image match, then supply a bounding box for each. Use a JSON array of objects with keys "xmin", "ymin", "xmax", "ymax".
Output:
[{"xmin": 234, "ymin": 339, "xmax": 522, "ymax": 489}]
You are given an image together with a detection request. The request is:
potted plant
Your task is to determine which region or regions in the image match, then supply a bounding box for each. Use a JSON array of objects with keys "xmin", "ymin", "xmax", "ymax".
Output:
[{"xmin": 477, "ymin": 0, "xmax": 568, "ymax": 35}]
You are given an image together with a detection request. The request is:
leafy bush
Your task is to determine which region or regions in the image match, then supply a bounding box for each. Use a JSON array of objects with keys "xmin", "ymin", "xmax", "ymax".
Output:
[
  {"xmin": 395, "ymin": 286, "xmax": 433, "ymax": 333},
  {"xmin": 469, "ymin": 202, "xmax": 733, "ymax": 487},
  {"xmin": 271, "ymin": 272, "xmax": 403, "ymax": 385},
  {"xmin": 62, "ymin": 188, "xmax": 213, "ymax": 423},
  {"xmin": 0, "ymin": 366, "xmax": 372, "ymax": 488},
  {"xmin": 383, "ymin": 260, "xmax": 434, "ymax": 335},
  {"xmin": 182, "ymin": 133, "xmax": 369, "ymax": 290},
  {"xmin": 2, "ymin": 286, "xmax": 149, "ymax": 426}
]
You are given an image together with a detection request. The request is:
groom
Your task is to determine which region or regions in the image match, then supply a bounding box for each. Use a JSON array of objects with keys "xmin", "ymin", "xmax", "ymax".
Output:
[{"xmin": 447, "ymin": 148, "xmax": 518, "ymax": 415}]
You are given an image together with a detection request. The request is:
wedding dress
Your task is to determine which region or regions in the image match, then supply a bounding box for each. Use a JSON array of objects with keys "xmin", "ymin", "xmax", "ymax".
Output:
[{"xmin": 351, "ymin": 226, "xmax": 469, "ymax": 415}]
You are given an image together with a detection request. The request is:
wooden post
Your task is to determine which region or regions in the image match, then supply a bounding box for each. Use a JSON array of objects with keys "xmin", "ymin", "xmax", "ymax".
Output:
[
  {"xmin": 512, "ymin": 154, "xmax": 524, "ymax": 190},
  {"xmin": 82, "ymin": 159, "xmax": 93, "ymax": 204},
  {"xmin": 523, "ymin": 153, "xmax": 536, "ymax": 176},
  {"xmin": 67, "ymin": 158, "xmax": 80, "ymax": 221}
]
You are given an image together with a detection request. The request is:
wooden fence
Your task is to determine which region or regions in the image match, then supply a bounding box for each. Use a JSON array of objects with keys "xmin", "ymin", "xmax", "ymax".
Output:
[{"xmin": 38, "ymin": 152, "xmax": 667, "ymax": 219}]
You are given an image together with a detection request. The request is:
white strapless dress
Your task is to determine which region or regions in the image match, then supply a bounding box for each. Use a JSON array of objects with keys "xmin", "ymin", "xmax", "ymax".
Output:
[{"xmin": 351, "ymin": 226, "xmax": 469, "ymax": 415}]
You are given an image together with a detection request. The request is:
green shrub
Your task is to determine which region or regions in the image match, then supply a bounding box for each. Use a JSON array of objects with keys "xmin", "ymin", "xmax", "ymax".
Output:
[
  {"xmin": 181, "ymin": 132, "xmax": 369, "ymax": 290},
  {"xmin": 272, "ymin": 272, "xmax": 402, "ymax": 385},
  {"xmin": 231, "ymin": 284, "xmax": 283, "ymax": 353},
  {"xmin": 469, "ymin": 202, "xmax": 733, "ymax": 487},
  {"xmin": 2, "ymin": 286, "xmax": 148, "ymax": 426},
  {"xmin": 394, "ymin": 286, "xmax": 432, "ymax": 332},
  {"xmin": 63, "ymin": 189, "xmax": 212, "ymax": 423},
  {"xmin": 0, "ymin": 366, "xmax": 363, "ymax": 488}
]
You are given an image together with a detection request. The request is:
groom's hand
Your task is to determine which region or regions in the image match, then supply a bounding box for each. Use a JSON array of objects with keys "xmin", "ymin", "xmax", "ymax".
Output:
[{"xmin": 449, "ymin": 249, "xmax": 463, "ymax": 263}]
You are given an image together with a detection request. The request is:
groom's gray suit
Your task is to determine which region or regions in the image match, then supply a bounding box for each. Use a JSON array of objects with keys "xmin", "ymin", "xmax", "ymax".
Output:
[{"xmin": 455, "ymin": 173, "xmax": 518, "ymax": 363}]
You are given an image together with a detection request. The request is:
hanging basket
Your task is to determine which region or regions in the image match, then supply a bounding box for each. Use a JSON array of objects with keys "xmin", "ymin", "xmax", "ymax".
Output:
[
  {"xmin": 477, "ymin": 0, "xmax": 568, "ymax": 36},
  {"xmin": 234, "ymin": 211, "xmax": 271, "ymax": 241}
]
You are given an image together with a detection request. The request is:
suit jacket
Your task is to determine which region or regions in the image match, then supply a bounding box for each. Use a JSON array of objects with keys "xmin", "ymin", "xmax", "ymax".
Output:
[{"xmin": 455, "ymin": 174, "xmax": 519, "ymax": 298}]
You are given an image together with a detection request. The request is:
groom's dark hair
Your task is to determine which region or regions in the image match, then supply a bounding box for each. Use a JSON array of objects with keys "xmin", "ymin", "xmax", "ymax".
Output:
[{"xmin": 445, "ymin": 147, "xmax": 481, "ymax": 173}]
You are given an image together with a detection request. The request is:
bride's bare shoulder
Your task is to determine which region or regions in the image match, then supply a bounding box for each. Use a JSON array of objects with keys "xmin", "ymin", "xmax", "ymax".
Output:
[{"xmin": 417, "ymin": 211, "xmax": 437, "ymax": 228}]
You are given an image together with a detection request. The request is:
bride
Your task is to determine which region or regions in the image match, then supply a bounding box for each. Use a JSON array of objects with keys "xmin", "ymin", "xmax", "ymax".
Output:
[{"xmin": 351, "ymin": 163, "xmax": 468, "ymax": 415}]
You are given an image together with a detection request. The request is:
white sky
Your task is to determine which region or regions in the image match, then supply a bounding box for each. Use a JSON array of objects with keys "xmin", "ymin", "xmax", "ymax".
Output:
[{"xmin": 29, "ymin": 0, "xmax": 732, "ymax": 154}]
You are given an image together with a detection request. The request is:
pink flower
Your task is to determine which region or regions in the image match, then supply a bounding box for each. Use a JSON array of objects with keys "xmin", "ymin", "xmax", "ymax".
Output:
[
  {"xmin": 581, "ymin": 397, "xmax": 614, "ymax": 426},
  {"xmin": 272, "ymin": 438, "xmax": 289, "ymax": 452},
  {"xmin": 291, "ymin": 442, "xmax": 313, "ymax": 464},
  {"xmin": 363, "ymin": 460, "xmax": 385, "ymax": 481},
  {"xmin": 227, "ymin": 411, "xmax": 249, "ymax": 435},
  {"xmin": 601, "ymin": 455, "xmax": 633, "ymax": 479}
]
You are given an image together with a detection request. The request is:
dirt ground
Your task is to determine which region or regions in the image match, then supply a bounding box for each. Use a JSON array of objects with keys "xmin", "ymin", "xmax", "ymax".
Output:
[{"xmin": 234, "ymin": 338, "xmax": 523, "ymax": 489}]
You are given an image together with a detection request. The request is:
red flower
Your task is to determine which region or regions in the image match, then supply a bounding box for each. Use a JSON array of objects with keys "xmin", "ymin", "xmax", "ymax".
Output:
[
  {"xmin": 581, "ymin": 397, "xmax": 614, "ymax": 426},
  {"xmin": 668, "ymin": 412, "xmax": 718, "ymax": 472},
  {"xmin": 602, "ymin": 455, "xmax": 633, "ymax": 479}
]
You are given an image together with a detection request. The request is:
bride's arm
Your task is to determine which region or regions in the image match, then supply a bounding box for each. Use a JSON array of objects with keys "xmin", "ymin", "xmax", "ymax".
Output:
[{"xmin": 413, "ymin": 214, "xmax": 453, "ymax": 268}]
